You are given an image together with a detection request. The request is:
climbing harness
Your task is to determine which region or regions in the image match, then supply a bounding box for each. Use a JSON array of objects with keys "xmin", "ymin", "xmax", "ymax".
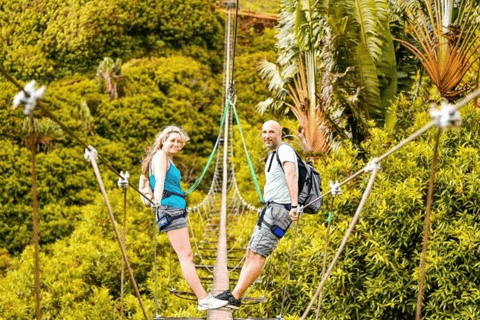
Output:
[
  {"xmin": 4, "ymin": 8, "xmax": 480, "ymax": 316},
  {"xmin": 257, "ymin": 202, "xmax": 293, "ymax": 238},
  {"xmin": 156, "ymin": 210, "xmax": 187, "ymax": 231}
]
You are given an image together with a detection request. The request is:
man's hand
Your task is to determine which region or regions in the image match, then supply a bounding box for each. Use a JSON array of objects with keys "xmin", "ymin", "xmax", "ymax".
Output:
[{"xmin": 289, "ymin": 207, "xmax": 299, "ymax": 221}]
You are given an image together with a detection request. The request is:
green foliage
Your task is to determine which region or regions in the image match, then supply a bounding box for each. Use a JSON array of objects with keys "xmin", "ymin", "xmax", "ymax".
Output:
[
  {"xmin": 251, "ymin": 101, "xmax": 480, "ymax": 319},
  {"xmin": 3, "ymin": 1, "xmax": 480, "ymax": 319},
  {"xmin": 242, "ymin": 0, "xmax": 282, "ymax": 14},
  {"xmin": 0, "ymin": 55, "xmax": 226, "ymax": 254},
  {"xmin": 0, "ymin": 0, "xmax": 223, "ymax": 80},
  {"xmin": 262, "ymin": 0, "xmax": 398, "ymax": 144}
]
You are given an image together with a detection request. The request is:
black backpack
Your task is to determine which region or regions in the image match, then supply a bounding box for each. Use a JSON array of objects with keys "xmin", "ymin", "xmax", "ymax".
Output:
[{"xmin": 274, "ymin": 143, "xmax": 323, "ymax": 214}]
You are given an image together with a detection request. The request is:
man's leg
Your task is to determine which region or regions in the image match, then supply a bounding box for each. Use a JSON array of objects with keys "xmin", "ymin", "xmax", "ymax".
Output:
[{"xmin": 232, "ymin": 249, "xmax": 266, "ymax": 299}]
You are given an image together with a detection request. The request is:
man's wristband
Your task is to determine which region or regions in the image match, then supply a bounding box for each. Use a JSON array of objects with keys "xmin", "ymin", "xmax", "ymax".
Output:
[{"xmin": 291, "ymin": 205, "xmax": 298, "ymax": 208}]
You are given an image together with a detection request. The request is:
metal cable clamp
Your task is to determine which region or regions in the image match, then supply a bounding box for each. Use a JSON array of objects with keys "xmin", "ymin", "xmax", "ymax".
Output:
[
  {"xmin": 13, "ymin": 80, "xmax": 46, "ymax": 115},
  {"xmin": 430, "ymin": 101, "xmax": 462, "ymax": 129},
  {"xmin": 365, "ymin": 158, "xmax": 381, "ymax": 172},
  {"xmin": 84, "ymin": 146, "xmax": 98, "ymax": 161},
  {"xmin": 118, "ymin": 171, "xmax": 130, "ymax": 188},
  {"xmin": 330, "ymin": 180, "xmax": 342, "ymax": 197}
]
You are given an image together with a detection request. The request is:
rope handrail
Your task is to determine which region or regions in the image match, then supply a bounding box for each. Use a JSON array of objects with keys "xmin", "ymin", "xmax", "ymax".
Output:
[
  {"xmin": 85, "ymin": 147, "xmax": 149, "ymax": 320},
  {"xmin": 185, "ymin": 100, "xmax": 230, "ymax": 195},
  {"xmin": 231, "ymin": 101, "xmax": 265, "ymax": 203},
  {"xmin": 5, "ymin": 54, "xmax": 480, "ymax": 319},
  {"xmin": 301, "ymin": 89, "xmax": 480, "ymax": 212},
  {"xmin": 297, "ymin": 91, "xmax": 480, "ymax": 319},
  {"xmin": 1, "ymin": 66, "xmax": 239, "ymax": 209}
]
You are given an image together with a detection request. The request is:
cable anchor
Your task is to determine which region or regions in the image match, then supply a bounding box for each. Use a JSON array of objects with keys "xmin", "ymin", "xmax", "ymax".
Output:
[
  {"xmin": 12, "ymin": 80, "xmax": 46, "ymax": 115},
  {"xmin": 117, "ymin": 171, "xmax": 130, "ymax": 188},
  {"xmin": 297, "ymin": 205, "xmax": 304, "ymax": 214},
  {"xmin": 430, "ymin": 101, "xmax": 462, "ymax": 129},
  {"xmin": 365, "ymin": 158, "xmax": 380, "ymax": 173},
  {"xmin": 329, "ymin": 180, "xmax": 342, "ymax": 197},
  {"xmin": 84, "ymin": 146, "xmax": 98, "ymax": 161},
  {"xmin": 227, "ymin": 82, "xmax": 236, "ymax": 100}
]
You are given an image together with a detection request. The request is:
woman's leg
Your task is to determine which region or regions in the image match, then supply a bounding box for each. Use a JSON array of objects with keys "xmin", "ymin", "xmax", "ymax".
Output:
[{"xmin": 168, "ymin": 227, "xmax": 207, "ymax": 299}]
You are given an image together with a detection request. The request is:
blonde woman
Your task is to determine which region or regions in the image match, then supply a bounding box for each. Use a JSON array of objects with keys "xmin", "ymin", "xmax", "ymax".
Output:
[{"xmin": 141, "ymin": 126, "xmax": 227, "ymax": 311}]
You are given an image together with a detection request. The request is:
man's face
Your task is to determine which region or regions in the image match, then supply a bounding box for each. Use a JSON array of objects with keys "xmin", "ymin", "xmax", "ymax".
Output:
[{"xmin": 262, "ymin": 122, "xmax": 282, "ymax": 150}]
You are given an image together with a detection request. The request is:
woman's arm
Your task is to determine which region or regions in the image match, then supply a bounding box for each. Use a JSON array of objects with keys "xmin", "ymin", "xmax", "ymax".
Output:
[
  {"xmin": 152, "ymin": 150, "xmax": 169, "ymax": 205},
  {"xmin": 139, "ymin": 174, "xmax": 154, "ymax": 207}
]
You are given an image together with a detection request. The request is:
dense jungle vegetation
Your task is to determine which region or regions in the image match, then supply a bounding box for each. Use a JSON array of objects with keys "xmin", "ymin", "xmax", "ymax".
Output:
[{"xmin": 1, "ymin": 0, "xmax": 479, "ymax": 319}]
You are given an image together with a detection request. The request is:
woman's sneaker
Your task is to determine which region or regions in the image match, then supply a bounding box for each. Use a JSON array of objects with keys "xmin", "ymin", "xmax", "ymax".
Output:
[
  {"xmin": 198, "ymin": 294, "xmax": 229, "ymax": 311},
  {"xmin": 214, "ymin": 290, "xmax": 241, "ymax": 309}
]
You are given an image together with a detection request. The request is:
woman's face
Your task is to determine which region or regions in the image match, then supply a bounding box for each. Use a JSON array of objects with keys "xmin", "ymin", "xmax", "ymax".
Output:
[{"xmin": 162, "ymin": 132, "xmax": 184, "ymax": 155}]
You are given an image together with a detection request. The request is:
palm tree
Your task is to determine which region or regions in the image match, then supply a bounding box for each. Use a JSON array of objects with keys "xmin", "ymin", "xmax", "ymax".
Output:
[
  {"xmin": 258, "ymin": 53, "xmax": 331, "ymax": 154},
  {"xmin": 22, "ymin": 118, "xmax": 63, "ymax": 153},
  {"xmin": 96, "ymin": 58, "xmax": 123, "ymax": 100},
  {"xmin": 395, "ymin": 0, "xmax": 480, "ymax": 101},
  {"xmin": 258, "ymin": 0, "xmax": 397, "ymax": 147}
]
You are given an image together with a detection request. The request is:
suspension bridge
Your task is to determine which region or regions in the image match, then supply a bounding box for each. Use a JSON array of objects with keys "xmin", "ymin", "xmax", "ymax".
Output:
[{"xmin": 3, "ymin": 0, "xmax": 480, "ymax": 320}]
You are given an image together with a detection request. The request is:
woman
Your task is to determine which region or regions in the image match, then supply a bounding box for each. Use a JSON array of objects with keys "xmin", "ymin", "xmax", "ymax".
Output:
[{"xmin": 141, "ymin": 126, "xmax": 227, "ymax": 311}]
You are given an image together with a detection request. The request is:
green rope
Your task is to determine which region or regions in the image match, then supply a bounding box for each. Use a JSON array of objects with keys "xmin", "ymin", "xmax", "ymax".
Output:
[
  {"xmin": 231, "ymin": 102, "xmax": 264, "ymax": 203},
  {"xmin": 327, "ymin": 211, "xmax": 333, "ymax": 224},
  {"xmin": 185, "ymin": 101, "xmax": 230, "ymax": 195}
]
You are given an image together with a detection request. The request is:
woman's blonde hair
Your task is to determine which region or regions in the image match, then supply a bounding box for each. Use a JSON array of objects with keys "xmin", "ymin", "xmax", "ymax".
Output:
[{"xmin": 141, "ymin": 125, "xmax": 189, "ymax": 175}]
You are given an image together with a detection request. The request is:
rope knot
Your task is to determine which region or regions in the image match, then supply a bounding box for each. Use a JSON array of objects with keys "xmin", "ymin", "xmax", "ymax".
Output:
[
  {"xmin": 365, "ymin": 158, "xmax": 380, "ymax": 173},
  {"xmin": 118, "ymin": 171, "xmax": 130, "ymax": 188},
  {"xmin": 329, "ymin": 180, "xmax": 342, "ymax": 197},
  {"xmin": 430, "ymin": 101, "xmax": 462, "ymax": 129},
  {"xmin": 13, "ymin": 80, "xmax": 46, "ymax": 115},
  {"xmin": 84, "ymin": 146, "xmax": 98, "ymax": 161}
]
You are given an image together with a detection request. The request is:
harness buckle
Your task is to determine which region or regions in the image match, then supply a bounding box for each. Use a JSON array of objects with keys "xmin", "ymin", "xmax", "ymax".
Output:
[
  {"xmin": 157, "ymin": 213, "xmax": 172, "ymax": 230},
  {"xmin": 270, "ymin": 224, "xmax": 286, "ymax": 238}
]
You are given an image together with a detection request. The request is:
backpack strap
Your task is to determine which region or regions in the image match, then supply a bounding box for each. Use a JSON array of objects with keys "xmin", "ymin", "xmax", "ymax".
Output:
[{"xmin": 275, "ymin": 143, "xmax": 296, "ymax": 172}]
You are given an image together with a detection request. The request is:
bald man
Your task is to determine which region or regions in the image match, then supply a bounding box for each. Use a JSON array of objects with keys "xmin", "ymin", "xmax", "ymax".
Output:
[{"xmin": 215, "ymin": 120, "xmax": 299, "ymax": 308}]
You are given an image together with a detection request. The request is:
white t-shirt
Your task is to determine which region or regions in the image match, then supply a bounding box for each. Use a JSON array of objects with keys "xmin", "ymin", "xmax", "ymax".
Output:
[{"xmin": 264, "ymin": 143, "xmax": 298, "ymax": 203}]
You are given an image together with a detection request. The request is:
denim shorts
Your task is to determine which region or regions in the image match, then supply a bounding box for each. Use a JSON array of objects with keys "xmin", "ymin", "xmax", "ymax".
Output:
[
  {"xmin": 248, "ymin": 203, "xmax": 292, "ymax": 257},
  {"xmin": 156, "ymin": 205, "xmax": 187, "ymax": 233}
]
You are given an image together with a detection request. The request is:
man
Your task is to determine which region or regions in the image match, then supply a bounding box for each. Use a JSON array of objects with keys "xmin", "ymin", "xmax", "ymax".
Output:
[{"xmin": 215, "ymin": 120, "xmax": 299, "ymax": 308}]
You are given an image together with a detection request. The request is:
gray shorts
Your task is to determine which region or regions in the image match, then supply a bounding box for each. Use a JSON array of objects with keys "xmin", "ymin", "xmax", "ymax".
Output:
[
  {"xmin": 248, "ymin": 203, "xmax": 292, "ymax": 257},
  {"xmin": 156, "ymin": 205, "xmax": 187, "ymax": 233}
]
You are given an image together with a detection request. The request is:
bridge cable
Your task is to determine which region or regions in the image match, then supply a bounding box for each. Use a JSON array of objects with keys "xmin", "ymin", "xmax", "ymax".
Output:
[
  {"xmin": 315, "ymin": 197, "xmax": 336, "ymax": 320},
  {"xmin": 415, "ymin": 128, "xmax": 442, "ymax": 320},
  {"xmin": 85, "ymin": 147, "xmax": 149, "ymax": 320},
  {"xmin": 231, "ymin": 101, "xmax": 264, "ymax": 202},
  {"xmin": 279, "ymin": 214, "xmax": 301, "ymax": 318},
  {"xmin": 28, "ymin": 117, "xmax": 42, "ymax": 320},
  {"xmin": 5, "ymin": 52, "xmax": 480, "ymax": 319}
]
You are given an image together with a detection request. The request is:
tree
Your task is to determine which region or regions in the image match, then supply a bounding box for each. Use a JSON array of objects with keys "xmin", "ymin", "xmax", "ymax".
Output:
[
  {"xmin": 258, "ymin": 0, "xmax": 398, "ymax": 147},
  {"xmin": 395, "ymin": 0, "xmax": 480, "ymax": 101},
  {"xmin": 97, "ymin": 58, "xmax": 123, "ymax": 100}
]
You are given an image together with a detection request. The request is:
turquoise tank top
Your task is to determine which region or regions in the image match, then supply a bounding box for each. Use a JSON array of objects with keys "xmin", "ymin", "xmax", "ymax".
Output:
[{"xmin": 149, "ymin": 160, "xmax": 186, "ymax": 209}]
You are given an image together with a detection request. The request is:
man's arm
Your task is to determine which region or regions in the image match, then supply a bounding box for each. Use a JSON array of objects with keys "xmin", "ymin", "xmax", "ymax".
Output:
[{"xmin": 283, "ymin": 161, "xmax": 299, "ymax": 221}]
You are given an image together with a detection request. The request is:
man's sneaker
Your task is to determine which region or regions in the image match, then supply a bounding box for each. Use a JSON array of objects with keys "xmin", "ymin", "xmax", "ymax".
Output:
[
  {"xmin": 214, "ymin": 290, "xmax": 241, "ymax": 309},
  {"xmin": 198, "ymin": 294, "xmax": 229, "ymax": 311}
]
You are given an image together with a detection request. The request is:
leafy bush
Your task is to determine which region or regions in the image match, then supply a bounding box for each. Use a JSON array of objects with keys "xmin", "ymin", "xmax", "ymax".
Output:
[{"xmin": 0, "ymin": 0, "xmax": 223, "ymax": 80}]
